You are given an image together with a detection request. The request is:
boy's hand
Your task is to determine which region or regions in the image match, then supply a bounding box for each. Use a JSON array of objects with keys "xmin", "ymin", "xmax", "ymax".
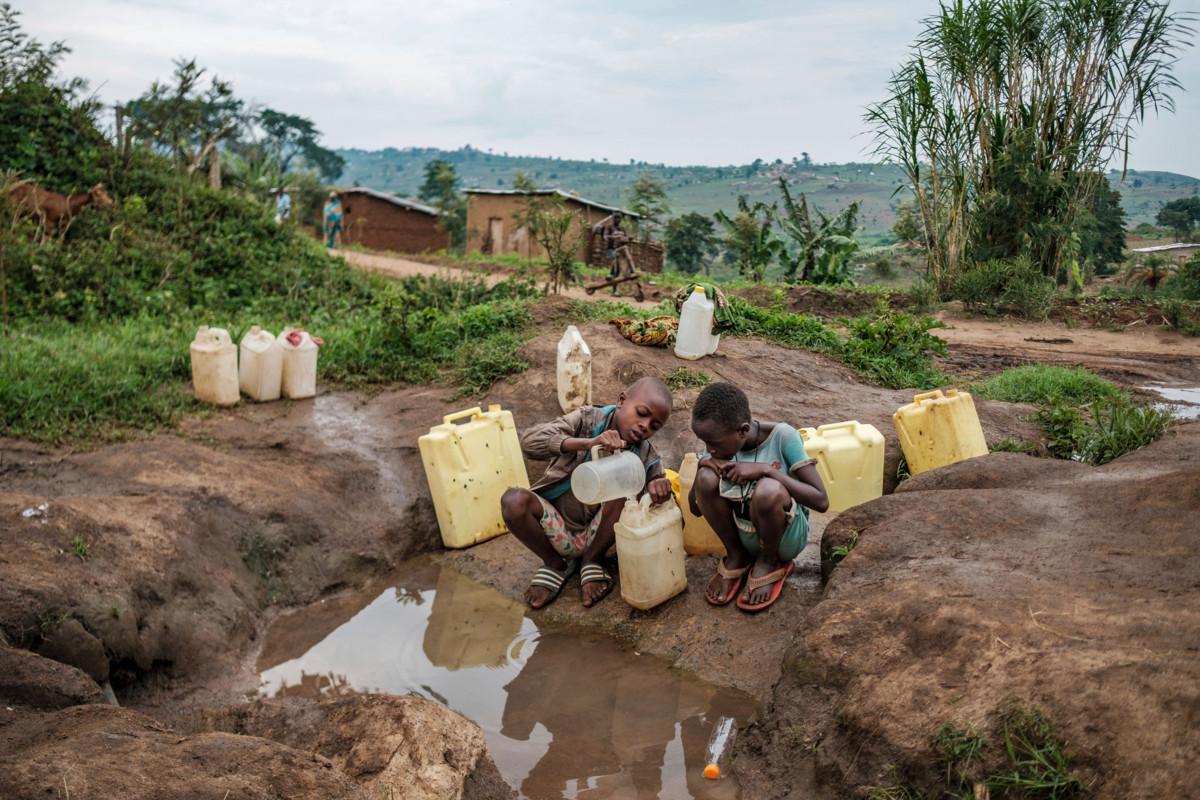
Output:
[
  {"xmin": 591, "ymin": 430, "xmax": 626, "ymax": 452},
  {"xmin": 698, "ymin": 457, "xmax": 728, "ymax": 477},
  {"xmin": 721, "ymin": 461, "xmax": 773, "ymax": 484},
  {"xmin": 647, "ymin": 478, "xmax": 673, "ymax": 505}
]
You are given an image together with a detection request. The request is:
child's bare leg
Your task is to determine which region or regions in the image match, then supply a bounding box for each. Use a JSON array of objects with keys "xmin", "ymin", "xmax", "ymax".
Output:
[
  {"xmin": 580, "ymin": 498, "xmax": 623, "ymax": 607},
  {"xmin": 695, "ymin": 467, "xmax": 753, "ymax": 603},
  {"xmin": 746, "ymin": 478, "xmax": 791, "ymax": 605},
  {"xmin": 501, "ymin": 488, "xmax": 567, "ymax": 608}
]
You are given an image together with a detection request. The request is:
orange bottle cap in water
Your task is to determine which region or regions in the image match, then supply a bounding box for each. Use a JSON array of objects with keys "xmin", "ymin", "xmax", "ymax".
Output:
[{"xmin": 704, "ymin": 763, "xmax": 720, "ymax": 780}]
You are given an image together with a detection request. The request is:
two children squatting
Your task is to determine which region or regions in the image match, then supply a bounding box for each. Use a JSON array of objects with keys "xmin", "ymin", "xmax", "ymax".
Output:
[{"xmin": 502, "ymin": 379, "xmax": 828, "ymax": 613}]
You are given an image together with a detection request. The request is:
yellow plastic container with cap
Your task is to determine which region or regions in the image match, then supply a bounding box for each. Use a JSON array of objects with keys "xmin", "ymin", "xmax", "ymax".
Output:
[
  {"xmin": 422, "ymin": 566, "xmax": 524, "ymax": 670},
  {"xmin": 892, "ymin": 389, "xmax": 989, "ymax": 476},
  {"xmin": 418, "ymin": 405, "xmax": 530, "ymax": 549},
  {"xmin": 798, "ymin": 421, "xmax": 885, "ymax": 513}
]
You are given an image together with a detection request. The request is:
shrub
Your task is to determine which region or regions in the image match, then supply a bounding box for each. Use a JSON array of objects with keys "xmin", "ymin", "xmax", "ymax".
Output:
[
  {"xmin": 1037, "ymin": 394, "xmax": 1172, "ymax": 465},
  {"xmin": 953, "ymin": 258, "xmax": 1057, "ymax": 319},
  {"xmin": 1170, "ymin": 255, "xmax": 1200, "ymax": 301},
  {"xmin": 840, "ymin": 306, "xmax": 947, "ymax": 389},
  {"xmin": 973, "ymin": 365, "xmax": 1120, "ymax": 406},
  {"xmin": 905, "ymin": 277, "xmax": 940, "ymax": 313}
]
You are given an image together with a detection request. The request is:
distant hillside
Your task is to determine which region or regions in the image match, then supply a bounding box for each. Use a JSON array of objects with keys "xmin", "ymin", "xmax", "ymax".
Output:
[{"xmin": 337, "ymin": 147, "xmax": 1200, "ymax": 238}]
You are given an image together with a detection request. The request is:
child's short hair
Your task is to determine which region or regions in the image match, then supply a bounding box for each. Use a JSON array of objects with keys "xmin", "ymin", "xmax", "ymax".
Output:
[{"xmin": 692, "ymin": 382, "xmax": 751, "ymax": 431}]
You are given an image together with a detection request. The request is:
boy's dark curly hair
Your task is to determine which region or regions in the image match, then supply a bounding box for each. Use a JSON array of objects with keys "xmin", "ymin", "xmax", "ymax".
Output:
[{"xmin": 692, "ymin": 382, "xmax": 751, "ymax": 431}]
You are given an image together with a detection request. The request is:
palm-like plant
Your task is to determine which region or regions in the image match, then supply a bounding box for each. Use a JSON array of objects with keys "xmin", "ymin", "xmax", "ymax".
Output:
[
  {"xmin": 776, "ymin": 178, "xmax": 861, "ymax": 285},
  {"xmin": 713, "ymin": 196, "xmax": 780, "ymax": 283},
  {"xmin": 1124, "ymin": 255, "xmax": 1176, "ymax": 291}
]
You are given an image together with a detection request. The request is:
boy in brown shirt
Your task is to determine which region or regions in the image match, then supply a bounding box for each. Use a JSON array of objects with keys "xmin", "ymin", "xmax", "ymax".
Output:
[{"xmin": 501, "ymin": 377, "xmax": 673, "ymax": 608}]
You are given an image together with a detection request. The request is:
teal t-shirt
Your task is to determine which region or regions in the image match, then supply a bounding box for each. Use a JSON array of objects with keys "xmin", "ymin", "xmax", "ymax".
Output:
[{"xmin": 701, "ymin": 422, "xmax": 812, "ymax": 504}]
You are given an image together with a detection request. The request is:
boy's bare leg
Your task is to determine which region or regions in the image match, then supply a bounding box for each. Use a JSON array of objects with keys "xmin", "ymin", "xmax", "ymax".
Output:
[
  {"xmin": 695, "ymin": 468, "xmax": 753, "ymax": 603},
  {"xmin": 745, "ymin": 478, "xmax": 791, "ymax": 605},
  {"xmin": 580, "ymin": 498, "xmax": 624, "ymax": 607},
  {"xmin": 501, "ymin": 488, "xmax": 568, "ymax": 608}
]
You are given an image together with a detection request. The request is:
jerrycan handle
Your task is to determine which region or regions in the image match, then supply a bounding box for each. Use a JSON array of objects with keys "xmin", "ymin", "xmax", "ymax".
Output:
[
  {"xmin": 443, "ymin": 407, "xmax": 483, "ymax": 425},
  {"xmin": 817, "ymin": 420, "xmax": 860, "ymax": 435},
  {"xmin": 912, "ymin": 390, "xmax": 946, "ymax": 405}
]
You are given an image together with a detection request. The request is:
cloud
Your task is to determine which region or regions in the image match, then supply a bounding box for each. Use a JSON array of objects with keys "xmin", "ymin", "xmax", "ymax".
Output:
[{"xmin": 20, "ymin": 0, "xmax": 1200, "ymax": 174}]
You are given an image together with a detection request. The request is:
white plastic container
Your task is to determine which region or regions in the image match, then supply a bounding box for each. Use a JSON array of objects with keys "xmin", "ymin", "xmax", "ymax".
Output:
[
  {"xmin": 239, "ymin": 325, "xmax": 283, "ymax": 402},
  {"xmin": 678, "ymin": 453, "xmax": 725, "ymax": 556},
  {"xmin": 556, "ymin": 325, "xmax": 592, "ymax": 413},
  {"xmin": 571, "ymin": 447, "xmax": 645, "ymax": 505},
  {"xmin": 189, "ymin": 325, "xmax": 238, "ymax": 406},
  {"xmin": 277, "ymin": 327, "xmax": 318, "ymax": 400},
  {"xmin": 614, "ymin": 494, "xmax": 687, "ymax": 609},
  {"xmin": 703, "ymin": 716, "xmax": 736, "ymax": 780},
  {"xmin": 675, "ymin": 287, "xmax": 716, "ymax": 360}
]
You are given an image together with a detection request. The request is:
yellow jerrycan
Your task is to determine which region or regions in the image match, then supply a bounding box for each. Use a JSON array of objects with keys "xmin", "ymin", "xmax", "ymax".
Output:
[
  {"xmin": 614, "ymin": 494, "xmax": 687, "ymax": 610},
  {"xmin": 798, "ymin": 421, "xmax": 885, "ymax": 513},
  {"xmin": 422, "ymin": 566, "xmax": 524, "ymax": 670},
  {"xmin": 892, "ymin": 389, "xmax": 989, "ymax": 476},
  {"xmin": 677, "ymin": 453, "xmax": 725, "ymax": 556},
  {"xmin": 418, "ymin": 405, "xmax": 530, "ymax": 549}
]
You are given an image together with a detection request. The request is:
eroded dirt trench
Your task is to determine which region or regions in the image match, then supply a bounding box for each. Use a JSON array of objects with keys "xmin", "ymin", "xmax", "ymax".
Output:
[{"xmin": 2, "ymin": 318, "xmax": 1199, "ymax": 799}]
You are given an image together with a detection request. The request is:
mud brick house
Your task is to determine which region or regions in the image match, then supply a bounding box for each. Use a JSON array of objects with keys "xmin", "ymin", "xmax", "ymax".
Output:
[
  {"xmin": 465, "ymin": 188, "xmax": 664, "ymax": 273},
  {"xmin": 334, "ymin": 187, "xmax": 448, "ymax": 253}
]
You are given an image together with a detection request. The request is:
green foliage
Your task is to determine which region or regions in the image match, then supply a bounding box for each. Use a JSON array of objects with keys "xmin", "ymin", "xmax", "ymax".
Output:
[
  {"xmin": 1170, "ymin": 255, "xmax": 1200, "ymax": 301},
  {"xmin": 989, "ymin": 707, "xmax": 1083, "ymax": 799},
  {"xmin": 256, "ymin": 107, "xmax": 344, "ymax": 182},
  {"xmin": 453, "ymin": 331, "xmax": 531, "ymax": 399},
  {"xmin": 953, "ymin": 258, "xmax": 1058, "ymax": 319},
  {"xmin": 904, "ymin": 277, "xmax": 940, "ymax": 314},
  {"xmin": 663, "ymin": 368, "xmax": 711, "ymax": 391},
  {"xmin": 932, "ymin": 723, "xmax": 987, "ymax": 789},
  {"xmin": 521, "ymin": 194, "xmax": 587, "ymax": 293},
  {"xmin": 973, "ymin": 365, "xmax": 1120, "ymax": 406},
  {"xmin": 664, "ymin": 212, "xmax": 717, "ymax": 275},
  {"xmin": 727, "ymin": 297, "xmax": 841, "ymax": 352},
  {"xmin": 713, "ymin": 195, "xmax": 781, "ymax": 282},
  {"xmin": 418, "ymin": 158, "xmax": 467, "ymax": 252},
  {"xmin": 840, "ymin": 306, "xmax": 948, "ymax": 389},
  {"xmin": 1075, "ymin": 176, "xmax": 1127, "ymax": 274},
  {"xmin": 1037, "ymin": 394, "xmax": 1171, "ymax": 465},
  {"xmin": 1162, "ymin": 298, "xmax": 1200, "ymax": 336},
  {"xmin": 1123, "ymin": 254, "xmax": 1175, "ymax": 291},
  {"xmin": 776, "ymin": 177, "xmax": 860, "ymax": 284},
  {"xmin": 69, "ymin": 535, "xmax": 89, "ymax": 562},
  {"xmin": 829, "ymin": 530, "xmax": 859, "ymax": 563},
  {"xmin": 989, "ymin": 437, "xmax": 1040, "ymax": 454},
  {"xmin": 1155, "ymin": 196, "xmax": 1200, "ymax": 241},
  {"xmin": 626, "ymin": 171, "xmax": 670, "ymax": 240}
]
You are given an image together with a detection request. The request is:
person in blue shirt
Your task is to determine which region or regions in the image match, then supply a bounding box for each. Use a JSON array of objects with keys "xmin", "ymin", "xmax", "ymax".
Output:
[
  {"xmin": 323, "ymin": 192, "xmax": 343, "ymax": 248},
  {"xmin": 274, "ymin": 188, "xmax": 291, "ymax": 224},
  {"xmin": 688, "ymin": 382, "xmax": 828, "ymax": 612}
]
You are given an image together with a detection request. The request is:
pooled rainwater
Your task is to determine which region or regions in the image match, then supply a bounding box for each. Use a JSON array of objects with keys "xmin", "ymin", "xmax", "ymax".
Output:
[
  {"xmin": 1141, "ymin": 385, "xmax": 1200, "ymax": 421},
  {"xmin": 257, "ymin": 558, "xmax": 752, "ymax": 800}
]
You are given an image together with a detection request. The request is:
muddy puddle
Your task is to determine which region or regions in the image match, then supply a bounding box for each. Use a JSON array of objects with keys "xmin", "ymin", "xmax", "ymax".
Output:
[
  {"xmin": 1141, "ymin": 384, "xmax": 1200, "ymax": 421},
  {"xmin": 257, "ymin": 558, "xmax": 754, "ymax": 800}
]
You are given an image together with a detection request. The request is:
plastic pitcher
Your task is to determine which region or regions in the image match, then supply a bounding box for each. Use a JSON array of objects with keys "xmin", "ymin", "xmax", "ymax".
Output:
[
  {"xmin": 189, "ymin": 325, "xmax": 238, "ymax": 406},
  {"xmin": 614, "ymin": 494, "xmax": 687, "ymax": 610},
  {"xmin": 418, "ymin": 405, "xmax": 530, "ymax": 549},
  {"xmin": 678, "ymin": 453, "xmax": 725, "ymax": 556},
  {"xmin": 277, "ymin": 327, "xmax": 318, "ymax": 400},
  {"xmin": 892, "ymin": 389, "xmax": 989, "ymax": 476},
  {"xmin": 675, "ymin": 287, "xmax": 715, "ymax": 360},
  {"xmin": 798, "ymin": 421, "xmax": 885, "ymax": 513},
  {"xmin": 556, "ymin": 325, "xmax": 593, "ymax": 413},
  {"xmin": 239, "ymin": 325, "xmax": 283, "ymax": 402},
  {"xmin": 570, "ymin": 447, "xmax": 645, "ymax": 505}
]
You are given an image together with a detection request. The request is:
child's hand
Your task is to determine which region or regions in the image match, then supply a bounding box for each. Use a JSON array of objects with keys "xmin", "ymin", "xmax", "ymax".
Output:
[
  {"xmin": 647, "ymin": 478, "xmax": 673, "ymax": 505},
  {"xmin": 591, "ymin": 429, "xmax": 627, "ymax": 452},
  {"xmin": 698, "ymin": 457, "xmax": 728, "ymax": 477},
  {"xmin": 721, "ymin": 461, "xmax": 773, "ymax": 484}
]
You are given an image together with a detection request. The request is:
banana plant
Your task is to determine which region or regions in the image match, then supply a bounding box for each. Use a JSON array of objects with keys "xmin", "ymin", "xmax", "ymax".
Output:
[
  {"xmin": 713, "ymin": 195, "xmax": 781, "ymax": 283},
  {"xmin": 776, "ymin": 178, "xmax": 861, "ymax": 284}
]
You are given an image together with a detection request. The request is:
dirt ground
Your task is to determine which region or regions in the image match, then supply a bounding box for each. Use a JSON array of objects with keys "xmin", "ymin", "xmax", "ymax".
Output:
[{"xmin": 2, "ymin": 282, "xmax": 1198, "ymax": 797}]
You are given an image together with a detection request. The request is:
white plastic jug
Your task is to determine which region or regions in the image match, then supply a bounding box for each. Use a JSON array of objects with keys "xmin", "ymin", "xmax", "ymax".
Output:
[
  {"xmin": 277, "ymin": 327, "xmax": 318, "ymax": 400},
  {"xmin": 570, "ymin": 447, "xmax": 645, "ymax": 505},
  {"xmin": 556, "ymin": 325, "xmax": 592, "ymax": 413},
  {"xmin": 239, "ymin": 325, "xmax": 283, "ymax": 402},
  {"xmin": 678, "ymin": 453, "xmax": 725, "ymax": 556},
  {"xmin": 675, "ymin": 287, "xmax": 715, "ymax": 360},
  {"xmin": 614, "ymin": 494, "xmax": 687, "ymax": 609},
  {"xmin": 189, "ymin": 325, "xmax": 238, "ymax": 406}
]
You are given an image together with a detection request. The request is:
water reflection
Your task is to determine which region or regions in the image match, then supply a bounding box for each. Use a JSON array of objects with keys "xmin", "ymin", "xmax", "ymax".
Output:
[
  {"xmin": 1141, "ymin": 384, "xmax": 1200, "ymax": 421},
  {"xmin": 258, "ymin": 560, "xmax": 750, "ymax": 800}
]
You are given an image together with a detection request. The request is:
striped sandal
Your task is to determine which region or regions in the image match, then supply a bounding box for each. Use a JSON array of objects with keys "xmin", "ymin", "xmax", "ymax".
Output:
[
  {"xmin": 526, "ymin": 559, "xmax": 578, "ymax": 609},
  {"xmin": 580, "ymin": 562, "xmax": 614, "ymax": 607}
]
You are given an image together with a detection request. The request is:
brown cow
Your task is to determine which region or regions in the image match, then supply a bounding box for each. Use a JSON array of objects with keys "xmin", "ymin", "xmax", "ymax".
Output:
[{"xmin": 6, "ymin": 180, "xmax": 114, "ymax": 228}]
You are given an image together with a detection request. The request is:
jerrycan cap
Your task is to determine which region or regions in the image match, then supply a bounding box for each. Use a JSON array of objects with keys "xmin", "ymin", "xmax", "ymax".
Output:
[{"xmin": 249, "ymin": 324, "xmax": 261, "ymax": 335}]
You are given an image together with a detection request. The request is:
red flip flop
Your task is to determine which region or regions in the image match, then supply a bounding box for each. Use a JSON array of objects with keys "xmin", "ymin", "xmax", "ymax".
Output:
[
  {"xmin": 736, "ymin": 560, "xmax": 794, "ymax": 613},
  {"xmin": 706, "ymin": 559, "xmax": 749, "ymax": 606}
]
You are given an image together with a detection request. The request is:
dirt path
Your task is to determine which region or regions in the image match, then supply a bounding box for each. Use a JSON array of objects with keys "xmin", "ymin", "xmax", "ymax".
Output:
[{"xmin": 338, "ymin": 250, "xmax": 661, "ymax": 308}]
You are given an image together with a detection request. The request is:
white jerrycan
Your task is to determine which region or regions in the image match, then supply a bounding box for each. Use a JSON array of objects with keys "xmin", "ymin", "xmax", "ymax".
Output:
[
  {"xmin": 239, "ymin": 326, "xmax": 283, "ymax": 402},
  {"xmin": 571, "ymin": 447, "xmax": 645, "ymax": 505},
  {"xmin": 675, "ymin": 287, "xmax": 715, "ymax": 360},
  {"xmin": 556, "ymin": 325, "xmax": 592, "ymax": 413},
  {"xmin": 189, "ymin": 325, "xmax": 238, "ymax": 406},
  {"xmin": 277, "ymin": 328, "xmax": 319, "ymax": 399},
  {"xmin": 614, "ymin": 494, "xmax": 687, "ymax": 610}
]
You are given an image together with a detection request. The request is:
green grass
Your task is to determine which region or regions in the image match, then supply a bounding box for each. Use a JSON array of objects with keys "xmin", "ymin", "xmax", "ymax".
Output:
[
  {"xmin": 932, "ymin": 723, "xmax": 987, "ymax": 789},
  {"xmin": 664, "ymin": 367, "xmax": 712, "ymax": 390},
  {"xmin": 988, "ymin": 707, "xmax": 1083, "ymax": 799},
  {"xmin": 829, "ymin": 530, "xmax": 859, "ymax": 563},
  {"xmin": 1037, "ymin": 394, "xmax": 1173, "ymax": 466},
  {"xmin": 973, "ymin": 365, "xmax": 1121, "ymax": 406},
  {"xmin": 69, "ymin": 535, "xmax": 89, "ymax": 562}
]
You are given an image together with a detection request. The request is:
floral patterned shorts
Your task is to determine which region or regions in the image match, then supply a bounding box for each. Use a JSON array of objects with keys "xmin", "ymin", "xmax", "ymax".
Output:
[{"xmin": 537, "ymin": 497, "xmax": 603, "ymax": 558}]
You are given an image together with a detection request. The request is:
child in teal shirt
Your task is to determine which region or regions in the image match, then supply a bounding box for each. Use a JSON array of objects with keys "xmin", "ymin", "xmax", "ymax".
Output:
[{"xmin": 688, "ymin": 382, "xmax": 828, "ymax": 612}]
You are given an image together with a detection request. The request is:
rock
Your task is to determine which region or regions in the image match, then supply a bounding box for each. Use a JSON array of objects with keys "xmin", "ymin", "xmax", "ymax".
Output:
[
  {"xmin": 0, "ymin": 644, "xmax": 104, "ymax": 709},
  {"xmin": 0, "ymin": 705, "xmax": 367, "ymax": 800},
  {"xmin": 37, "ymin": 618, "xmax": 108, "ymax": 684},
  {"xmin": 202, "ymin": 695, "xmax": 515, "ymax": 800}
]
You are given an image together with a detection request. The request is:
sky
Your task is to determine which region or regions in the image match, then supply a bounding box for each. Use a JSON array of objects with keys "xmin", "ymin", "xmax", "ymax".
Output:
[{"xmin": 24, "ymin": 0, "xmax": 1200, "ymax": 175}]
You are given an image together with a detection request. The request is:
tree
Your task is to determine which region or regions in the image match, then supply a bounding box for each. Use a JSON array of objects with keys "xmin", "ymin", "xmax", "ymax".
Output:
[
  {"xmin": 419, "ymin": 159, "xmax": 466, "ymax": 252},
  {"xmin": 524, "ymin": 195, "xmax": 586, "ymax": 294},
  {"xmin": 1076, "ymin": 176, "xmax": 1127, "ymax": 274},
  {"xmin": 891, "ymin": 200, "xmax": 922, "ymax": 248},
  {"xmin": 511, "ymin": 170, "xmax": 538, "ymax": 192},
  {"xmin": 125, "ymin": 58, "xmax": 244, "ymax": 187},
  {"xmin": 664, "ymin": 213, "xmax": 717, "ymax": 275},
  {"xmin": 256, "ymin": 108, "xmax": 344, "ymax": 182},
  {"xmin": 713, "ymin": 196, "xmax": 780, "ymax": 282},
  {"xmin": 626, "ymin": 172, "xmax": 670, "ymax": 240},
  {"xmin": 1156, "ymin": 197, "xmax": 1200, "ymax": 241},
  {"xmin": 776, "ymin": 178, "xmax": 860, "ymax": 284},
  {"xmin": 867, "ymin": 0, "xmax": 1192, "ymax": 288}
]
